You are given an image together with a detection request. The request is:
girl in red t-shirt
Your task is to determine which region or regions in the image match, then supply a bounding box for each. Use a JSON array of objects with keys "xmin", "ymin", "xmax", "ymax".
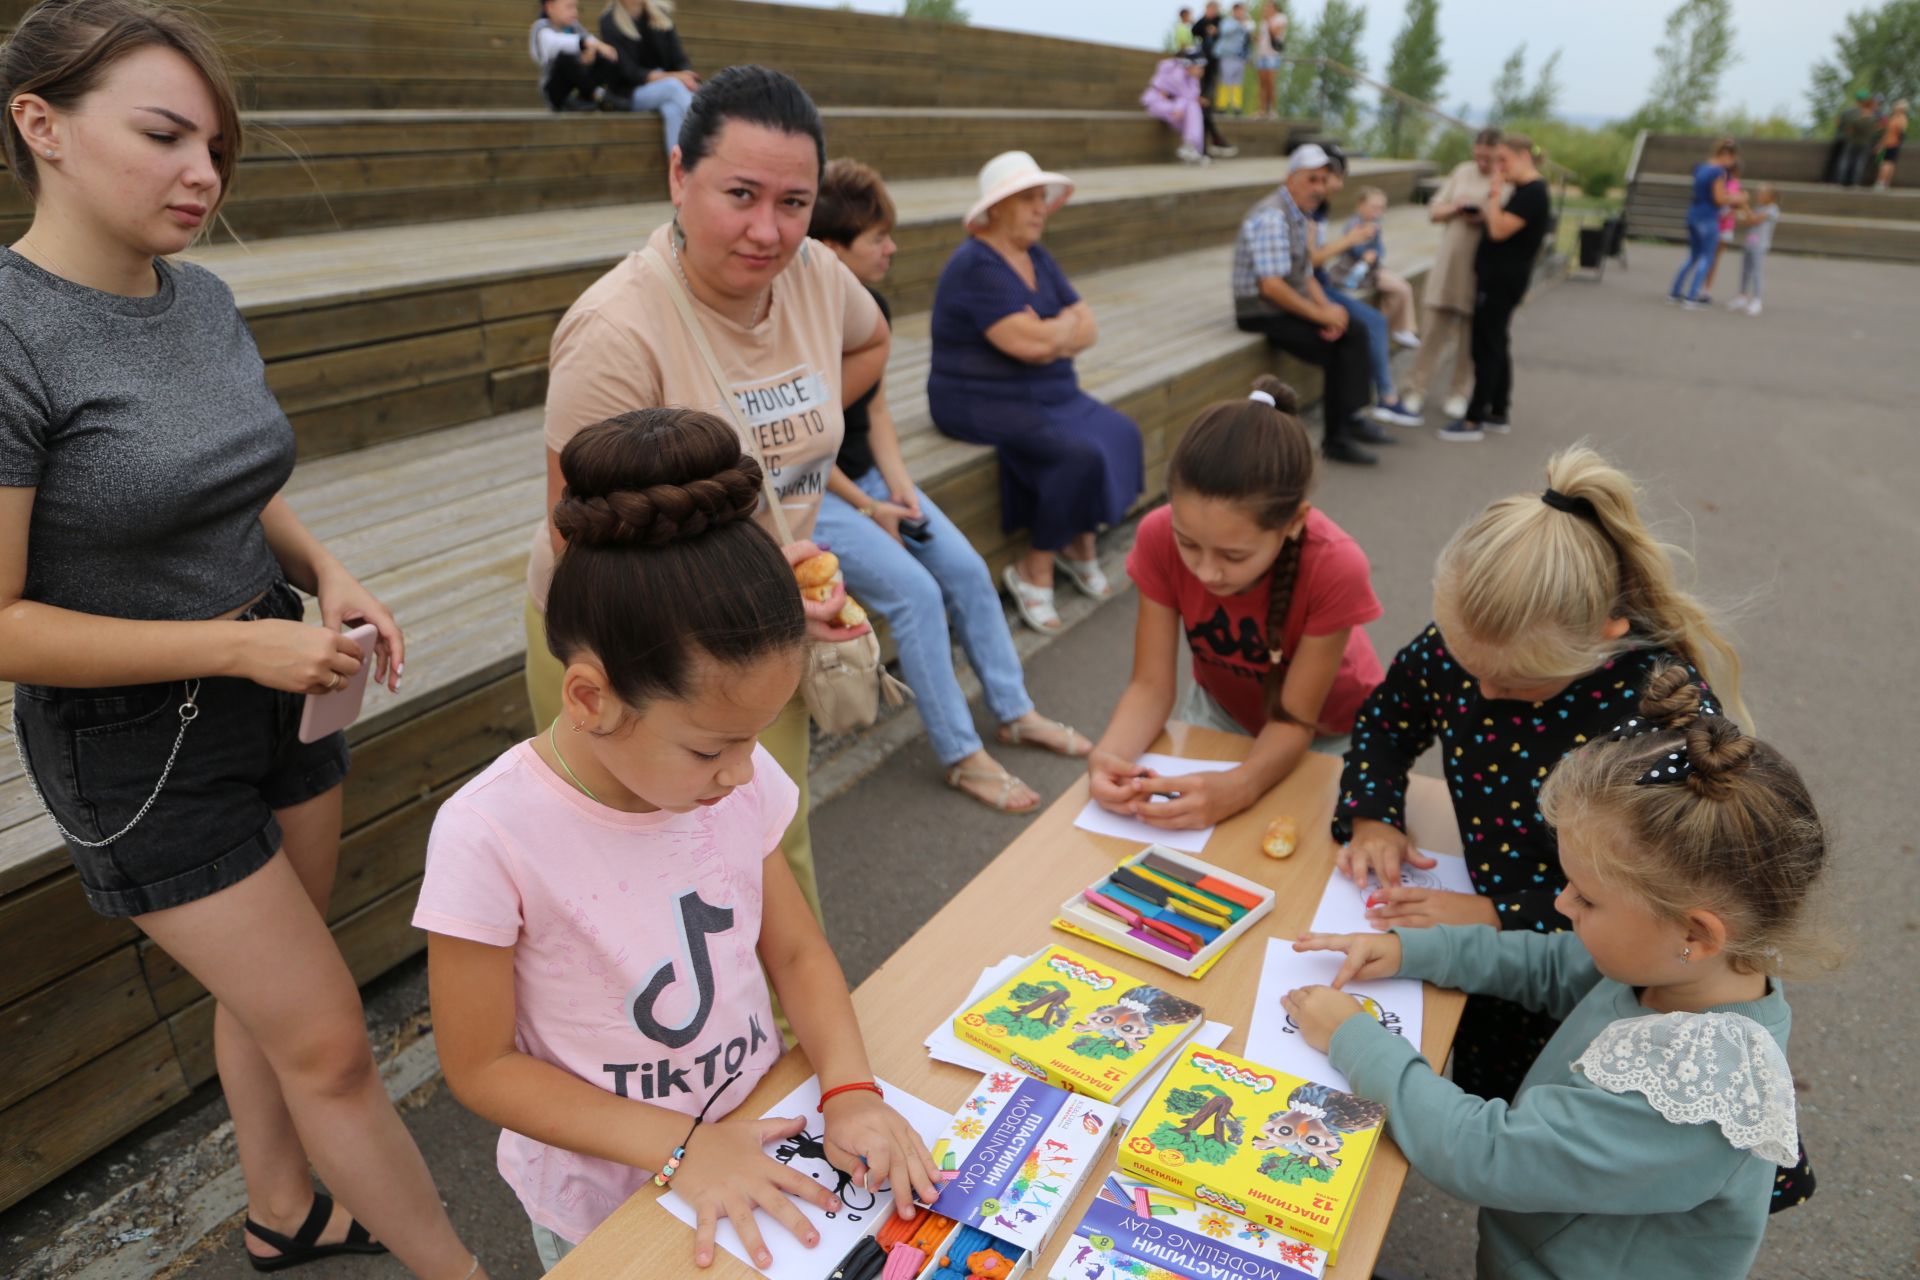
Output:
[{"xmin": 1086, "ymin": 377, "xmax": 1385, "ymax": 831}]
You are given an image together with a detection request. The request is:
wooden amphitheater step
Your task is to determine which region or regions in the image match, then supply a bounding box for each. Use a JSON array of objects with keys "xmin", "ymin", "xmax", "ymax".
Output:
[
  {"xmin": 0, "ymin": 110, "xmax": 1317, "ymax": 243},
  {"xmin": 172, "ymin": 157, "xmax": 1431, "ymax": 461},
  {"xmin": 0, "ymin": 217, "xmax": 1438, "ymax": 1210},
  {"xmin": 1624, "ymin": 175, "xmax": 1920, "ymax": 262},
  {"xmin": 0, "ymin": 0, "xmax": 1166, "ymax": 114},
  {"xmin": 1634, "ymin": 132, "xmax": 1916, "ymax": 190}
]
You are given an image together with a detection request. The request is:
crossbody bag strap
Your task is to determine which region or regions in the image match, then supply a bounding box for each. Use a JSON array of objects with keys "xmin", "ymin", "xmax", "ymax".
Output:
[{"xmin": 643, "ymin": 244, "xmax": 797, "ymax": 546}]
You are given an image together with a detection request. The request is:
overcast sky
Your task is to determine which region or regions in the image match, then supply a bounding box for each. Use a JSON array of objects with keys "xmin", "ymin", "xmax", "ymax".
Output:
[{"xmin": 781, "ymin": 0, "xmax": 1848, "ymax": 124}]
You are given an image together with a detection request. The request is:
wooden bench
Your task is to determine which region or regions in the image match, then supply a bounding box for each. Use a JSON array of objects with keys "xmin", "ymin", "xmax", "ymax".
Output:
[
  {"xmin": 0, "ymin": 212, "xmax": 1435, "ymax": 1211},
  {"xmin": 149, "ymin": 158, "xmax": 1426, "ymax": 464},
  {"xmin": 1623, "ymin": 173, "xmax": 1920, "ymax": 262},
  {"xmin": 1633, "ymin": 131, "xmax": 1916, "ymax": 190},
  {"xmin": 0, "ymin": 111, "xmax": 1316, "ymax": 244},
  {"xmin": 0, "ymin": 0, "xmax": 1167, "ymax": 114}
]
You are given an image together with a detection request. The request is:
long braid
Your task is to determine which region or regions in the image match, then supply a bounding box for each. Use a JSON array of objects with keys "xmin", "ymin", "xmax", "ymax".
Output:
[{"xmin": 1263, "ymin": 533, "xmax": 1305, "ymax": 723}]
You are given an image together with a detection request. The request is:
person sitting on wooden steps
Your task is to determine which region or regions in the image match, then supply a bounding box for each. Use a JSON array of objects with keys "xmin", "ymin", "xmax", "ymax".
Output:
[
  {"xmin": 808, "ymin": 159, "xmax": 1094, "ymax": 814},
  {"xmin": 530, "ymin": 0, "xmax": 621, "ymax": 113},
  {"xmin": 597, "ymin": 0, "xmax": 698, "ymax": 161}
]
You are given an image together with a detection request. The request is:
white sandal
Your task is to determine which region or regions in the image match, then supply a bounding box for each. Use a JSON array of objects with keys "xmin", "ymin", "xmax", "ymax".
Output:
[
  {"xmin": 997, "ymin": 716, "xmax": 1092, "ymax": 758},
  {"xmin": 1054, "ymin": 554, "xmax": 1114, "ymax": 601},
  {"xmin": 1002, "ymin": 564, "xmax": 1062, "ymax": 632},
  {"xmin": 945, "ymin": 760, "xmax": 1040, "ymax": 813}
]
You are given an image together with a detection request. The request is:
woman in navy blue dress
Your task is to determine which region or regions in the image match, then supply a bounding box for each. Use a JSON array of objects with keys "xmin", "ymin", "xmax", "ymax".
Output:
[{"xmin": 928, "ymin": 152, "xmax": 1144, "ymax": 632}]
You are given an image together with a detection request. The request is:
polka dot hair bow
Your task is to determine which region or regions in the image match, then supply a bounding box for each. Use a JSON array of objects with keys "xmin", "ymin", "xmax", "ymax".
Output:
[{"xmin": 1604, "ymin": 715, "xmax": 1693, "ymax": 788}]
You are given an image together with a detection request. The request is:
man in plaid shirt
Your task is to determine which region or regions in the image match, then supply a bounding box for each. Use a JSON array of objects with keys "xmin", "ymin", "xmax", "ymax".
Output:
[{"xmin": 1232, "ymin": 144, "xmax": 1381, "ymax": 465}]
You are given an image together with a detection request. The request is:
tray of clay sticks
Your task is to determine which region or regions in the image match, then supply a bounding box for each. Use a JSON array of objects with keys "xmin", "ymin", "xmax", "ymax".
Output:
[
  {"xmin": 1053, "ymin": 844, "xmax": 1274, "ymax": 978},
  {"xmin": 825, "ymin": 1208, "xmax": 1027, "ymax": 1280}
]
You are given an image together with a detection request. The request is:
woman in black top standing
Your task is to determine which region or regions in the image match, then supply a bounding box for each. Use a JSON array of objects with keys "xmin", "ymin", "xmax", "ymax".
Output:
[
  {"xmin": 1437, "ymin": 133, "xmax": 1550, "ymax": 444},
  {"xmin": 0, "ymin": 3, "xmax": 484, "ymax": 1274}
]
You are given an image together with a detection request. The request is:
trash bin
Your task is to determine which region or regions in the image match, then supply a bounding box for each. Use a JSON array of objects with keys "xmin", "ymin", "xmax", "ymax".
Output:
[{"xmin": 1578, "ymin": 226, "xmax": 1606, "ymax": 269}]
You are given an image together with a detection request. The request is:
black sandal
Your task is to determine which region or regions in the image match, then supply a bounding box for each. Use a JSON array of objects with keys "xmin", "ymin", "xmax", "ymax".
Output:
[{"xmin": 244, "ymin": 1192, "xmax": 388, "ymax": 1272}]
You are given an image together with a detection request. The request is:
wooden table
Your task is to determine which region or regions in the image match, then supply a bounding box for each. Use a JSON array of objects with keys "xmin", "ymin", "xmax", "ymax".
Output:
[{"xmin": 552, "ymin": 727, "xmax": 1464, "ymax": 1279}]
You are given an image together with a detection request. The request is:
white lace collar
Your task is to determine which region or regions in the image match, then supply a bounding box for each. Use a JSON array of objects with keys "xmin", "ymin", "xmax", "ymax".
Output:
[{"xmin": 1574, "ymin": 1010, "xmax": 1799, "ymax": 1166}]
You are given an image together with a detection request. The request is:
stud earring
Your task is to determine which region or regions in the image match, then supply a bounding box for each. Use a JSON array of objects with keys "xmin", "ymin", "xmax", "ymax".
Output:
[
  {"xmin": 1679, "ymin": 946, "xmax": 1692, "ymax": 964},
  {"xmin": 42, "ymin": 149, "xmax": 56, "ymax": 159},
  {"xmin": 572, "ymin": 722, "xmax": 584, "ymax": 733}
]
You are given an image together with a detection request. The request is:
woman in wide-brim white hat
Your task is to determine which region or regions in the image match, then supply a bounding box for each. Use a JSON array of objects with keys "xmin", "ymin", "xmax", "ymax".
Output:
[{"xmin": 926, "ymin": 151, "xmax": 1144, "ymax": 634}]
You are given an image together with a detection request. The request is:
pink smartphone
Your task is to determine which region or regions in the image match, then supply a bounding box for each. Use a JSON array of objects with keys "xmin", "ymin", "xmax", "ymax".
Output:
[{"xmin": 298, "ymin": 623, "xmax": 379, "ymax": 744}]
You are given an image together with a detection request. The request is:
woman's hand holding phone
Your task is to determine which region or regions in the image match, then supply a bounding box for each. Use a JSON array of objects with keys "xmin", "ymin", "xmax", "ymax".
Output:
[
  {"xmin": 316, "ymin": 562, "xmax": 404, "ymax": 692},
  {"xmin": 236, "ymin": 620, "xmax": 367, "ymax": 695}
]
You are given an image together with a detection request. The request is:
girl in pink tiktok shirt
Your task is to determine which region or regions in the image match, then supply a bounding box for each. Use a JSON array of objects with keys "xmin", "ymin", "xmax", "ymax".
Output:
[{"xmin": 417, "ymin": 409, "xmax": 937, "ymax": 1272}]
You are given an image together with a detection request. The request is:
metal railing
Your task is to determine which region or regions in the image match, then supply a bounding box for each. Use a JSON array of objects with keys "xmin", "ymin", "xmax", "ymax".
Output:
[{"xmin": 1277, "ymin": 54, "xmax": 1578, "ymax": 204}]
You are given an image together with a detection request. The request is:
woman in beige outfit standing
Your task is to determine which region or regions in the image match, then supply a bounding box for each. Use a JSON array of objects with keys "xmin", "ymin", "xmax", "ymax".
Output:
[{"xmin": 1403, "ymin": 127, "xmax": 1499, "ymax": 420}]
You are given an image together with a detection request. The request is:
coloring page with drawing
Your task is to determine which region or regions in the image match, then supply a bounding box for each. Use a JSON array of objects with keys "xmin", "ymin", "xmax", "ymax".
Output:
[
  {"xmin": 1243, "ymin": 937, "xmax": 1424, "ymax": 1092},
  {"xmin": 657, "ymin": 1074, "xmax": 947, "ymax": 1279},
  {"xmin": 1310, "ymin": 848, "xmax": 1474, "ymax": 934}
]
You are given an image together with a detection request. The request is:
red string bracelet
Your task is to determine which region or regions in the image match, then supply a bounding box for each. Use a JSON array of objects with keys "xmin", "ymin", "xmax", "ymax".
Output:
[{"xmin": 817, "ymin": 1080, "xmax": 884, "ymax": 1112}]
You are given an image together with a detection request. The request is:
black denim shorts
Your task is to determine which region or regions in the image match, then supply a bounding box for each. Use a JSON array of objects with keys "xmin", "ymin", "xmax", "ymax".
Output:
[{"xmin": 12, "ymin": 582, "xmax": 352, "ymax": 918}]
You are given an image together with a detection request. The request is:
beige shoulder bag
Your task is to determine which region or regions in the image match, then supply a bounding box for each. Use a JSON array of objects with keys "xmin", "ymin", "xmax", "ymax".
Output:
[{"xmin": 645, "ymin": 244, "xmax": 908, "ymax": 734}]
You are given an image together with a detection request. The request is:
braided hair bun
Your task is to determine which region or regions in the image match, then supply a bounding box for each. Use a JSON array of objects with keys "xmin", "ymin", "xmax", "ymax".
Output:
[
  {"xmin": 1638, "ymin": 665, "xmax": 1754, "ymax": 798},
  {"xmin": 543, "ymin": 408, "xmax": 804, "ymax": 713},
  {"xmin": 553, "ymin": 410, "xmax": 762, "ymax": 549}
]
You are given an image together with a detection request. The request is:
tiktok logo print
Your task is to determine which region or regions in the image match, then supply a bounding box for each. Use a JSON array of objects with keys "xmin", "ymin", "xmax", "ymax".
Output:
[
  {"xmin": 605, "ymin": 889, "xmax": 772, "ymax": 1102},
  {"xmin": 627, "ymin": 892, "xmax": 732, "ymax": 1047}
]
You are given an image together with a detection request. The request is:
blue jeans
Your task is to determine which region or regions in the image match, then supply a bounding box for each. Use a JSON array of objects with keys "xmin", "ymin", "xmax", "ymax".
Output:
[
  {"xmin": 813, "ymin": 470, "xmax": 1034, "ymax": 765},
  {"xmin": 1670, "ymin": 211, "xmax": 1721, "ymax": 300},
  {"xmin": 630, "ymin": 76, "xmax": 693, "ymax": 161},
  {"xmin": 1327, "ymin": 285, "xmax": 1393, "ymax": 398}
]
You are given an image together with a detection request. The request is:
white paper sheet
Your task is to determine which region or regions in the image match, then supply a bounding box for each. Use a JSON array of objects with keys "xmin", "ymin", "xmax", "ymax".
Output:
[
  {"xmin": 657, "ymin": 1074, "xmax": 948, "ymax": 1279},
  {"xmin": 1309, "ymin": 848, "xmax": 1476, "ymax": 934},
  {"xmin": 1243, "ymin": 937, "xmax": 1424, "ymax": 1092},
  {"xmin": 1071, "ymin": 753, "xmax": 1241, "ymax": 854}
]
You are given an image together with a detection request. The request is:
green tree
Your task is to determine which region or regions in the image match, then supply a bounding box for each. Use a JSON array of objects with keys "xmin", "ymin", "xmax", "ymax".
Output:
[
  {"xmin": 1630, "ymin": 0, "xmax": 1738, "ymax": 131},
  {"xmin": 902, "ymin": 0, "xmax": 969, "ymax": 22},
  {"xmin": 1304, "ymin": 0, "xmax": 1371, "ymax": 134},
  {"xmin": 1489, "ymin": 44, "xmax": 1529, "ymax": 124},
  {"xmin": 1806, "ymin": 0, "xmax": 1920, "ymax": 129},
  {"xmin": 1378, "ymin": 0, "xmax": 1447, "ymax": 157},
  {"xmin": 1489, "ymin": 44, "xmax": 1561, "ymax": 124}
]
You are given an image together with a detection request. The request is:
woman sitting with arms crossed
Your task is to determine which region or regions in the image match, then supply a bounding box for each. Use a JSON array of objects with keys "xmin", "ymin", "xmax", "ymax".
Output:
[
  {"xmin": 807, "ymin": 160, "xmax": 1093, "ymax": 813},
  {"xmin": 927, "ymin": 150, "xmax": 1144, "ymax": 634}
]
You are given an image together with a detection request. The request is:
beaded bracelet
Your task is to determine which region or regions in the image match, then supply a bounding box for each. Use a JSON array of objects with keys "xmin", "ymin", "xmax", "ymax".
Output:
[{"xmin": 652, "ymin": 1069, "xmax": 744, "ymax": 1188}]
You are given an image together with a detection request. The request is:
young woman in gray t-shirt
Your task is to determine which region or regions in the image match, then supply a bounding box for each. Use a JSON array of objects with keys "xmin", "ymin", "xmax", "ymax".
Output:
[{"xmin": 0, "ymin": 4, "xmax": 486, "ymax": 1275}]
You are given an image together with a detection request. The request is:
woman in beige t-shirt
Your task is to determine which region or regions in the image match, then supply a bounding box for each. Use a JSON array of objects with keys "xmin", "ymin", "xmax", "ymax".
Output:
[
  {"xmin": 526, "ymin": 67, "xmax": 887, "ymax": 920},
  {"xmin": 1403, "ymin": 127, "xmax": 1500, "ymax": 419}
]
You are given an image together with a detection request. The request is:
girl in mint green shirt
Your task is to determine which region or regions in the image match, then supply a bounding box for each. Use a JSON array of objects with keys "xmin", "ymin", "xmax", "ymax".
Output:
[{"xmin": 1285, "ymin": 664, "xmax": 1828, "ymax": 1279}]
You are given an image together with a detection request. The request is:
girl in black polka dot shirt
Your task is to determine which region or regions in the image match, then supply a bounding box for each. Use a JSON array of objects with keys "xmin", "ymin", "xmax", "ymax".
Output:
[{"xmin": 1325, "ymin": 447, "xmax": 1820, "ymax": 1208}]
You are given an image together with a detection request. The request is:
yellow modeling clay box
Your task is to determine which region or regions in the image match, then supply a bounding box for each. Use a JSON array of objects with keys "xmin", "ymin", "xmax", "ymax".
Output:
[
  {"xmin": 951, "ymin": 946, "xmax": 1205, "ymax": 1105},
  {"xmin": 1115, "ymin": 1045, "xmax": 1386, "ymax": 1262}
]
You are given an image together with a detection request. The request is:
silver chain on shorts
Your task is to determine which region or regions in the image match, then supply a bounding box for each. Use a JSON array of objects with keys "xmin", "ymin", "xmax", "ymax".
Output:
[{"xmin": 12, "ymin": 680, "xmax": 201, "ymax": 849}]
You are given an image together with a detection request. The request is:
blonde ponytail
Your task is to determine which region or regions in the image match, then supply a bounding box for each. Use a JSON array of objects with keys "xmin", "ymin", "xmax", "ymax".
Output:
[{"xmin": 1434, "ymin": 444, "xmax": 1750, "ymax": 727}]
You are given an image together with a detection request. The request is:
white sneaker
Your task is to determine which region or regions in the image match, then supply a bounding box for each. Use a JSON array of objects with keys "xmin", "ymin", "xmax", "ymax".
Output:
[
  {"xmin": 1746, "ymin": 299, "xmax": 1763, "ymax": 316},
  {"xmin": 1391, "ymin": 330, "xmax": 1422, "ymax": 348},
  {"xmin": 1175, "ymin": 143, "xmax": 1202, "ymax": 164},
  {"xmin": 1726, "ymin": 295, "xmax": 1748, "ymax": 311},
  {"xmin": 1402, "ymin": 393, "xmax": 1424, "ymax": 415},
  {"xmin": 1206, "ymin": 143, "xmax": 1239, "ymax": 158},
  {"xmin": 1442, "ymin": 395, "xmax": 1468, "ymax": 419}
]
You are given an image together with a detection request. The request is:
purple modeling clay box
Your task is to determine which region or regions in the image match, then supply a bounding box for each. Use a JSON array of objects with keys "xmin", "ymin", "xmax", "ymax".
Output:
[
  {"xmin": 927, "ymin": 1071, "xmax": 1120, "ymax": 1259},
  {"xmin": 1046, "ymin": 1174, "xmax": 1327, "ymax": 1280}
]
